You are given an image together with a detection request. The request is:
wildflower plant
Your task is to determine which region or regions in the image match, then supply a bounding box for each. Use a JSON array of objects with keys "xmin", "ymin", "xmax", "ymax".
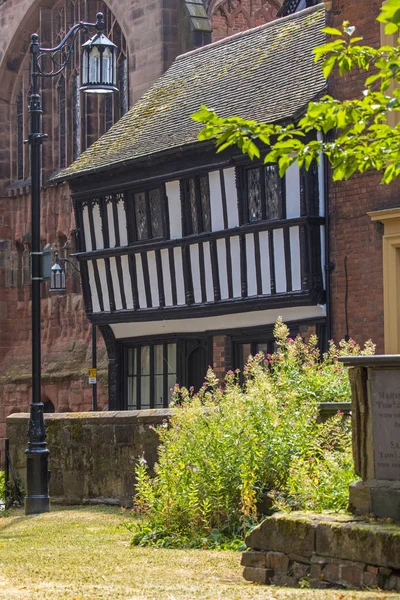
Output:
[{"xmin": 129, "ymin": 319, "xmax": 374, "ymax": 549}]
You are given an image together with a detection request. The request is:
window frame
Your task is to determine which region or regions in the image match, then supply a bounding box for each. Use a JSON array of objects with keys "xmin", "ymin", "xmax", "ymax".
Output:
[
  {"xmin": 125, "ymin": 183, "xmax": 169, "ymax": 245},
  {"xmin": 180, "ymin": 173, "xmax": 212, "ymax": 236},
  {"xmin": 124, "ymin": 341, "xmax": 178, "ymax": 410},
  {"xmin": 239, "ymin": 162, "xmax": 286, "ymax": 226}
]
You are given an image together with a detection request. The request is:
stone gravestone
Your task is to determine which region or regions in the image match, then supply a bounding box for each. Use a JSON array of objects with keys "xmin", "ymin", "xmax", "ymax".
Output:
[{"xmin": 340, "ymin": 356, "xmax": 400, "ymax": 520}]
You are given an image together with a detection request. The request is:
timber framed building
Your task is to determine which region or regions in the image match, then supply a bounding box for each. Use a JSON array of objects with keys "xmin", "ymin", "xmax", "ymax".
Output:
[{"xmin": 54, "ymin": 5, "xmax": 328, "ymax": 410}]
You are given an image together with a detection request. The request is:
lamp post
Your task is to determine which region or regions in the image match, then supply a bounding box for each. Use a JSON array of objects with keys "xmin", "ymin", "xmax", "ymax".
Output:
[{"xmin": 26, "ymin": 13, "xmax": 117, "ymax": 515}]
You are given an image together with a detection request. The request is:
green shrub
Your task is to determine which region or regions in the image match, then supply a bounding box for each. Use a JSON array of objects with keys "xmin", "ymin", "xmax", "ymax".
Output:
[{"xmin": 129, "ymin": 320, "xmax": 374, "ymax": 548}]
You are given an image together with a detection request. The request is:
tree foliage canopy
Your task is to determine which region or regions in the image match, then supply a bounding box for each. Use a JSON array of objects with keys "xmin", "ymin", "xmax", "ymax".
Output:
[{"xmin": 192, "ymin": 0, "xmax": 400, "ymax": 184}]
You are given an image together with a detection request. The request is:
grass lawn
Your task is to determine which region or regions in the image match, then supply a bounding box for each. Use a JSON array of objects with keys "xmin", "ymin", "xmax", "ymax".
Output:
[{"xmin": 0, "ymin": 506, "xmax": 399, "ymax": 600}]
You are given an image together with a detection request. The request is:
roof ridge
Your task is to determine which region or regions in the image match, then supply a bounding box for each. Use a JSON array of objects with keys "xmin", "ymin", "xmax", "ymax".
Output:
[{"xmin": 175, "ymin": 3, "xmax": 325, "ymax": 62}]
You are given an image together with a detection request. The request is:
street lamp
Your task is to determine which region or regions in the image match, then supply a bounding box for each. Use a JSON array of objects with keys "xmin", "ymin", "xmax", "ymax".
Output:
[{"xmin": 26, "ymin": 13, "xmax": 117, "ymax": 515}]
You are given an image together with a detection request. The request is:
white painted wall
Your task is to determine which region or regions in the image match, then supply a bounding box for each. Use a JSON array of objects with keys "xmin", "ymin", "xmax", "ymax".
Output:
[
  {"xmin": 190, "ymin": 244, "xmax": 202, "ymax": 303},
  {"xmin": 92, "ymin": 203, "xmax": 103, "ymax": 250},
  {"xmin": 246, "ymin": 234, "xmax": 257, "ymax": 297},
  {"xmin": 87, "ymin": 261, "xmax": 99, "ymax": 312},
  {"xmin": 290, "ymin": 226, "xmax": 301, "ymax": 291},
  {"xmin": 223, "ymin": 168, "xmax": 239, "ymax": 228},
  {"xmin": 285, "ymin": 163, "xmax": 301, "ymax": 219},
  {"xmin": 209, "ymin": 170, "xmax": 224, "ymax": 231},
  {"xmin": 273, "ymin": 229, "xmax": 286, "ymax": 293},
  {"xmin": 166, "ymin": 181, "xmax": 182, "ymax": 239},
  {"xmin": 97, "ymin": 259, "xmax": 110, "ymax": 311},
  {"xmin": 111, "ymin": 305, "xmax": 327, "ymax": 339},
  {"xmin": 82, "ymin": 205, "xmax": 92, "ymax": 251},
  {"xmin": 147, "ymin": 251, "xmax": 160, "ymax": 308},
  {"xmin": 161, "ymin": 249, "xmax": 173, "ymax": 306},
  {"xmin": 121, "ymin": 256, "xmax": 134, "ymax": 309}
]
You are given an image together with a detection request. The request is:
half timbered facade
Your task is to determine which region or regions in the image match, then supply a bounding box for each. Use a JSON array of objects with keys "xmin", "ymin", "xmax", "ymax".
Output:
[{"xmin": 55, "ymin": 4, "xmax": 328, "ymax": 410}]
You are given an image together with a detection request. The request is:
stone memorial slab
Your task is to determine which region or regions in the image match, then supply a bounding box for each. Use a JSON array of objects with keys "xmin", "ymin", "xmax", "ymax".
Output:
[{"xmin": 370, "ymin": 369, "xmax": 400, "ymax": 481}]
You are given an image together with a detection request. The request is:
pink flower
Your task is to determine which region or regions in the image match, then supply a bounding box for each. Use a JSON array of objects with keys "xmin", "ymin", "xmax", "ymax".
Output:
[
  {"xmin": 162, "ymin": 418, "xmax": 168, "ymax": 423},
  {"xmin": 327, "ymin": 445, "xmax": 333, "ymax": 450}
]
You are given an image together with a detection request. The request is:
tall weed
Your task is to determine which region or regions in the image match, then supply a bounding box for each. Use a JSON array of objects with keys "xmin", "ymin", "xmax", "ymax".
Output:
[{"xmin": 130, "ymin": 320, "xmax": 374, "ymax": 548}]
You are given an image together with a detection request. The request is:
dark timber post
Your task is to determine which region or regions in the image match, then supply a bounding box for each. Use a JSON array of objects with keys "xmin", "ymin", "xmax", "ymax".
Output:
[{"xmin": 92, "ymin": 324, "xmax": 97, "ymax": 411}]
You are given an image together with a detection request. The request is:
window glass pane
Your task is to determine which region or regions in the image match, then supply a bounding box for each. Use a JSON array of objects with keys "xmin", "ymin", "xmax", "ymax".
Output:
[
  {"xmin": 141, "ymin": 376, "xmax": 150, "ymax": 408},
  {"xmin": 189, "ymin": 179, "xmax": 198, "ymax": 234},
  {"xmin": 167, "ymin": 343, "xmax": 177, "ymax": 374},
  {"xmin": 155, "ymin": 375, "xmax": 164, "ymax": 408},
  {"xmin": 168, "ymin": 373, "xmax": 177, "ymax": 400},
  {"xmin": 199, "ymin": 175, "xmax": 211, "ymax": 232},
  {"xmin": 241, "ymin": 343, "xmax": 252, "ymax": 363},
  {"xmin": 128, "ymin": 376, "xmax": 137, "ymax": 410},
  {"xmin": 141, "ymin": 346, "xmax": 150, "ymax": 375},
  {"xmin": 149, "ymin": 189, "xmax": 164, "ymax": 238},
  {"xmin": 128, "ymin": 348, "xmax": 137, "ymax": 376},
  {"xmin": 255, "ymin": 343, "xmax": 268, "ymax": 354},
  {"xmin": 265, "ymin": 165, "xmax": 281, "ymax": 219},
  {"xmin": 134, "ymin": 192, "xmax": 148, "ymax": 240},
  {"xmin": 154, "ymin": 344, "xmax": 163, "ymax": 375},
  {"xmin": 247, "ymin": 168, "xmax": 262, "ymax": 222}
]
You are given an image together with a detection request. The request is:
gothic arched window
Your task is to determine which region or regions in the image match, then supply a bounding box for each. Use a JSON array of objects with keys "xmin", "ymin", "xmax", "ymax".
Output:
[{"xmin": 11, "ymin": 0, "xmax": 129, "ymax": 183}]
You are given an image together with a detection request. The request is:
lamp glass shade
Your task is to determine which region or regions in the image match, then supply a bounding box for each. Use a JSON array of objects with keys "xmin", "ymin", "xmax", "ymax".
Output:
[
  {"xmin": 49, "ymin": 263, "xmax": 66, "ymax": 292},
  {"xmin": 80, "ymin": 33, "xmax": 118, "ymax": 94}
]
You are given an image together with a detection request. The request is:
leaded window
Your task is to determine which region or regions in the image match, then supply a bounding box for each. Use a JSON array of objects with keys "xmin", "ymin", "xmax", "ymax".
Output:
[
  {"xmin": 127, "ymin": 343, "xmax": 177, "ymax": 409},
  {"xmin": 182, "ymin": 174, "xmax": 211, "ymax": 235},
  {"xmin": 243, "ymin": 164, "xmax": 284, "ymax": 224},
  {"xmin": 128, "ymin": 186, "xmax": 167, "ymax": 243},
  {"xmin": 11, "ymin": 0, "xmax": 128, "ymax": 182}
]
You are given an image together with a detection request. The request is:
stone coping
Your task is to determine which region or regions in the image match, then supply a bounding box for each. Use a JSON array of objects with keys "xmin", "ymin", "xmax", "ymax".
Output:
[
  {"xmin": 246, "ymin": 512, "xmax": 400, "ymax": 571},
  {"xmin": 339, "ymin": 355, "xmax": 400, "ymax": 367},
  {"xmin": 6, "ymin": 409, "xmax": 173, "ymax": 424}
]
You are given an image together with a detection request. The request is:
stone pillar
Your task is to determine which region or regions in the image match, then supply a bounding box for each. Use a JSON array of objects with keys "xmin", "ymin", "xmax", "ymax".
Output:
[{"xmin": 340, "ymin": 355, "xmax": 400, "ymax": 520}]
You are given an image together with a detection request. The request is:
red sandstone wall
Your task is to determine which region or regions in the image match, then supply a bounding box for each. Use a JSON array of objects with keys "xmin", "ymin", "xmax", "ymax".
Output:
[
  {"xmin": 210, "ymin": 0, "xmax": 280, "ymax": 42},
  {"xmin": 327, "ymin": 0, "xmax": 400, "ymax": 352}
]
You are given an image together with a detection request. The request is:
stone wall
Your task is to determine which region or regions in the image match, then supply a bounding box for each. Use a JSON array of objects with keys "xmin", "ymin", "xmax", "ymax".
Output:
[
  {"xmin": 6, "ymin": 410, "xmax": 172, "ymax": 505},
  {"xmin": 243, "ymin": 512, "xmax": 400, "ymax": 591}
]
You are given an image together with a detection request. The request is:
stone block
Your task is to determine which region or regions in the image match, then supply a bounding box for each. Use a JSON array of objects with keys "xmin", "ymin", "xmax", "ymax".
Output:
[
  {"xmin": 242, "ymin": 567, "xmax": 273, "ymax": 584},
  {"xmin": 340, "ymin": 565, "xmax": 363, "ymax": 588},
  {"xmin": 291, "ymin": 562, "xmax": 309, "ymax": 579},
  {"xmin": 363, "ymin": 570, "xmax": 378, "ymax": 588},
  {"xmin": 115, "ymin": 424, "xmax": 135, "ymax": 445},
  {"xmin": 316, "ymin": 522, "xmax": 400, "ymax": 570},
  {"xmin": 322, "ymin": 563, "xmax": 340, "ymax": 583},
  {"xmin": 309, "ymin": 563, "xmax": 323, "ymax": 580},
  {"xmin": 241, "ymin": 551, "xmax": 266, "ymax": 568},
  {"xmin": 265, "ymin": 552, "xmax": 289, "ymax": 573},
  {"xmin": 246, "ymin": 514, "xmax": 316, "ymax": 557}
]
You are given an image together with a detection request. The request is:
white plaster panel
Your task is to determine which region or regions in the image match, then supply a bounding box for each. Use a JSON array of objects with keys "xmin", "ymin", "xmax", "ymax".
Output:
[
  {"xmin": 259, "ymin": 231, "xmax": 271, "ymax": 295},
  {"xmin": 87, "ymin": 261, "xmax": 99, "ymax": 312},
  {"xmin": 147, "ymin": 251, "xmax": 160, "ymax": 308},
  {"xmin": 289, "ymin": 226, "xmax": 301, "ymax": 291},
  {"xmin": 209, "ymin": 170, "xmax": 224, "ymax": 231},
  {"xmin": 223, "ymin": 168, "xmax": 239, "ymax": 228},
  {"xmin": 230, "ymin": 236, "xmax": 241, "ymax": 298},
  {"xmin": 217, "ymin": 239, "xmax": 229, "ymax": 300},
  {"xmin": 120, "ymin": 256, "xmax": 134, "ymax": 309},
  {"xmin": 273, "ymin": 229, "xmax": 286, "ymax": 293},
  {"xmin": 246, "ymin": 233, "xmax": 257, "ymax": 297},
  {"xmin": 110, "ymin": 257, "xmax": 123, "ymax": 310},
  {"xmin": 97, "ymin": 259, "xmax": 110, "ymax": 311},
  {"xmin": 135, "ymin": 254, "xmax": 147, "ymax": 308},
  {"xmin": 92, "ymin": 203, "xmax": 104, "ymax": 250},
  {"xmin": 285, "ymin": 163, "xmax": 301, "ymax": 219},
  {"xmin": 117, "ymin": 199, "xmax": 128, "ymax": 246},
  {"xmin": 203, "ymin": 242, "xmax": 214, "ymax": 302},
  {"xmin": 82, "ymin": 205, "xmax": 92, "ymax": 252},
  {"xmin": 174, "ymin": 247, "xmax": 186, "ymax": 305},
  {"xmin": 107, "ymin": 202, "xmax": 116, "ymax": 248},
  {"xmin": 111, "ymin": 305, "xmax": 327, "ymax": 339},
  {"xmin": 190, "ymin": 244, "xmax": 202, "ymax": 303},
  {"xmin": 161, "ymin": 249, "xmax": 173, "ymax": 306},
  {"xmin": 166, "ymin": 180, "xmax": 182, "ymax": 239}
]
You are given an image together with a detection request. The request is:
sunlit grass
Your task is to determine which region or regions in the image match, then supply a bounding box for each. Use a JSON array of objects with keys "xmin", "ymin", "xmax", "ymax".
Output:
[{"xmin": 0, "ymin": 506, "xmax": 397, "ymax": 599}]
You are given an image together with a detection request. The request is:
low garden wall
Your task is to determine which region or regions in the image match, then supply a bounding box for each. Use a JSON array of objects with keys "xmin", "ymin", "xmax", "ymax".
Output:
[
  {"xmin": 6, "ymin": 410, "xmax": 172, "ymax": 505},
  {"xmin": 243, "ymin": 512, "xmax": 400, "ymax": 591}
]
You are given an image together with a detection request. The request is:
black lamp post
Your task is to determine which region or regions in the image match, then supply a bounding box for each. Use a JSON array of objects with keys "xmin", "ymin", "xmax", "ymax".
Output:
[{"xmin": 26, "ymin": 13, "xmax": 117, "ymax": 515}]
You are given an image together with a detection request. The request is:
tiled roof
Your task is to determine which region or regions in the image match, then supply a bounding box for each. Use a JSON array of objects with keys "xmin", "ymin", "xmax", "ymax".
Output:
[{"xmin": 55, "ymin": 4, "xmax": 326, "ymax": 182}]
